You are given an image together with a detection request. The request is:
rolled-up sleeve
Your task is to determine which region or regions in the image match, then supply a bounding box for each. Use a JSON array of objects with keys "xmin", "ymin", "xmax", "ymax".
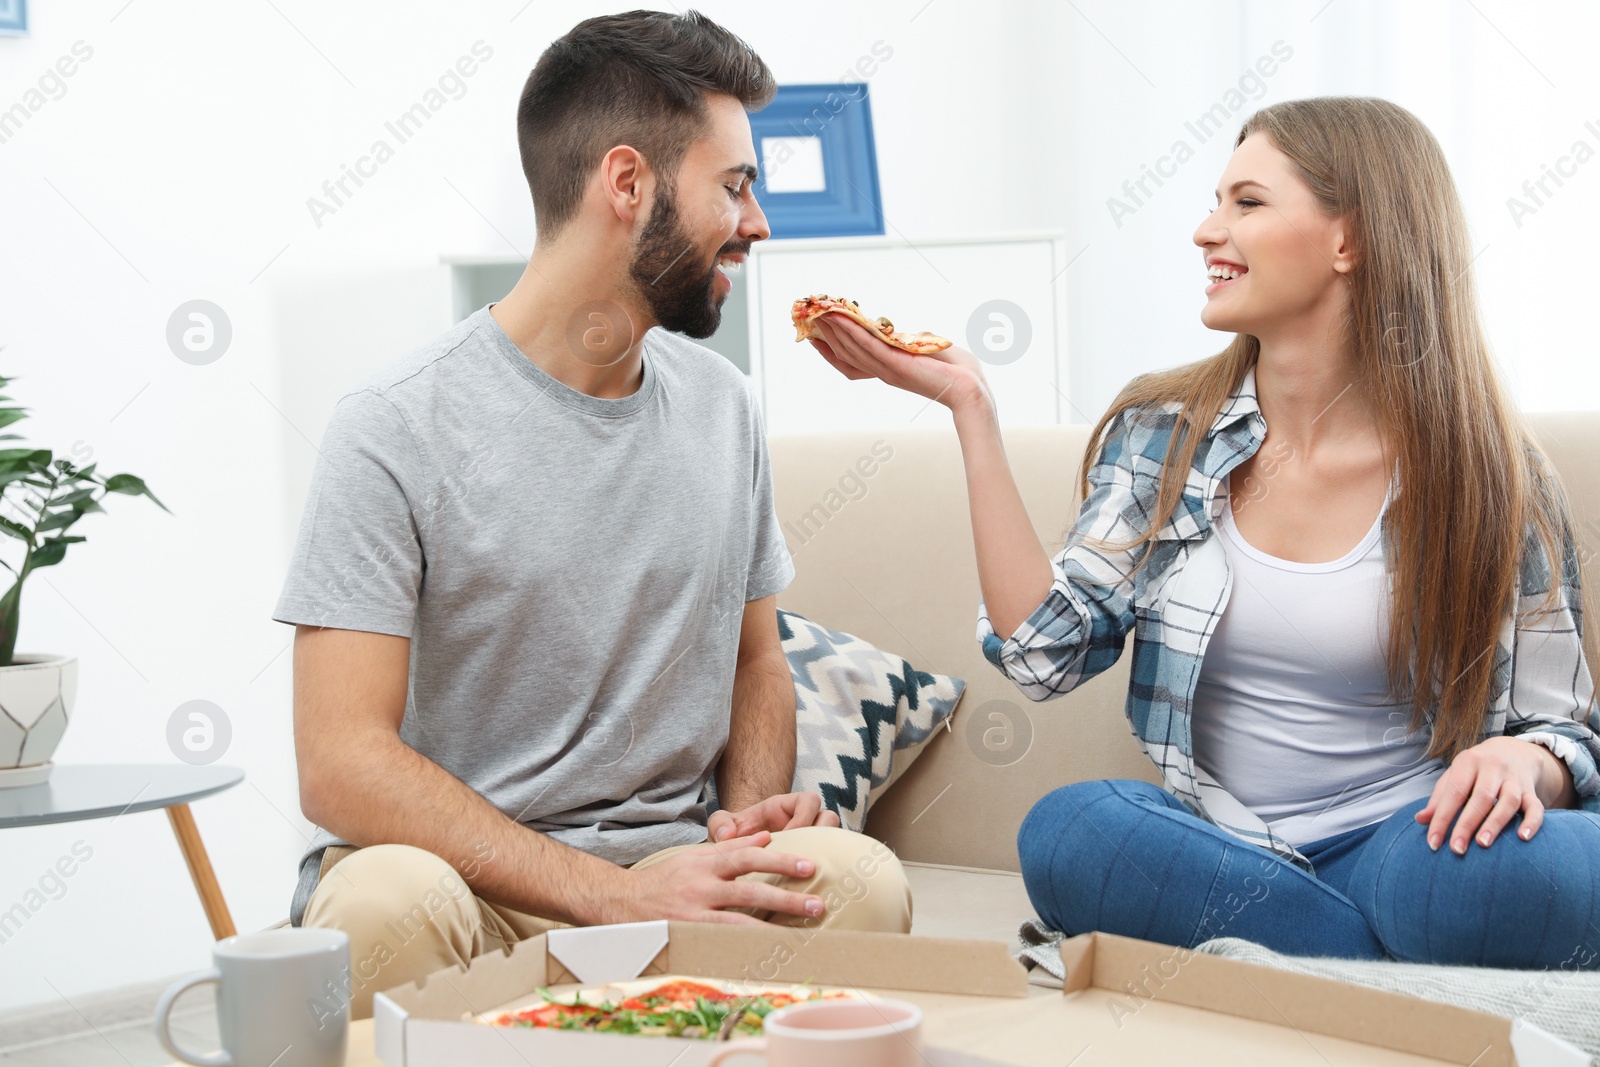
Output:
[
  {"xmin": 1502, "ymin": 517, "xmax": 1600, "ymax": 808},
  {"xmin": 976, "ymin": 410, "xmax": 1152, "ymax": 701}
]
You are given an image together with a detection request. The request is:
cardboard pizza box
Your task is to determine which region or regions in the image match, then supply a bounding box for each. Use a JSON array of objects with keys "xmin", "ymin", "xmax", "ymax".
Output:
[
  {"xmin": 370, "ymin": 921, "xmax": 1588, "ymax": 1067},
  {"xmin": 1048, "ymin": 932, "xmax": 1587, "ymax": 1067}
]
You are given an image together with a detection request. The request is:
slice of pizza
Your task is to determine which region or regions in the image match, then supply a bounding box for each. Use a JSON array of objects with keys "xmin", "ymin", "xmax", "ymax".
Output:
[
  {"xmin": 792, "ymin": 294, "xmax": 952, "ymax": 354},
  {"xmin": 474, "ymin": 975, "xmax": 861, "ymax": 1039}
]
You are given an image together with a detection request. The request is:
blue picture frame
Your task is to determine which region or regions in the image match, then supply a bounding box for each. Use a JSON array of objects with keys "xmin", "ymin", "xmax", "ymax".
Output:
[
  {"xmin": 0, "ymin": 0, "xmax": 27, "ymax": 35},
  {"xmin": 750, "ymin": 83, "xmax": 884, "ymax": 239}
]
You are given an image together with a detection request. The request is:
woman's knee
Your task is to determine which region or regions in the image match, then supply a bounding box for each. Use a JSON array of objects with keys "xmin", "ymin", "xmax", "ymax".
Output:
[
  {"xmin": 1358, "ymin": 807, "xmax": 1600, "ymax": 967},
  {"xmin": 1017, "ymin": 778, "xmax": 1174, "ymax": 866},
  {"xmin": 1016, "ymin": 779, "xmax": 1181, "ymax": 929}
]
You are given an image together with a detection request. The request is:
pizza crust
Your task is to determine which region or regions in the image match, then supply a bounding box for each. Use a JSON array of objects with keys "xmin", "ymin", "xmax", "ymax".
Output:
[{"xmin": 791, "ymin": 294, "xmax": 952, "ymax": 354}]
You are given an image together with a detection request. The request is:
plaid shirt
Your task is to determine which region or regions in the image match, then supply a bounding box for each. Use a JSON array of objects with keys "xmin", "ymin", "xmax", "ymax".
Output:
[{"xmin": 977, "ymin": 364, "xmax": 1600, "ymax": 872}]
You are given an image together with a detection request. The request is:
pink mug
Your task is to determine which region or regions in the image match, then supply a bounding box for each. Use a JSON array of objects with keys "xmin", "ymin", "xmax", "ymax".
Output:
[{"xmin": 706, "ymin": 997, "xmax": 924, "ymax": 1066}]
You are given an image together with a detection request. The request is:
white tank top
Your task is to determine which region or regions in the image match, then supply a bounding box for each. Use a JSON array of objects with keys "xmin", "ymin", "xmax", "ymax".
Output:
[{"xmin": 1191, "ymin": 471, "xmax": 1445, "ymax": 847}]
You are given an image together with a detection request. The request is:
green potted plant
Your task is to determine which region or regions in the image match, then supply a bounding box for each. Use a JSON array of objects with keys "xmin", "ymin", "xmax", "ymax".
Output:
[{"xmin": 0, "ymin": 372, "xmax": 167, "ymax": 788}]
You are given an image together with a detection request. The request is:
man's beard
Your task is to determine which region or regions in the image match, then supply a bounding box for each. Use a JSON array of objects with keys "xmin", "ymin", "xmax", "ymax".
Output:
[{"xmin": 628, "ymin": 187, "xmax": 740, "ymax": 339}]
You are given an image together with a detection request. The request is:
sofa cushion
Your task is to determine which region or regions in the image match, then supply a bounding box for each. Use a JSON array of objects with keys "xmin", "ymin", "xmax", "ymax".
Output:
[
  {"xmin": 780, "ymin": 609, "xmax": 965, "ymax": 832},
  {"xmin": 769, "ymin": 427, "xmax": 1159, "ymax": 871}
]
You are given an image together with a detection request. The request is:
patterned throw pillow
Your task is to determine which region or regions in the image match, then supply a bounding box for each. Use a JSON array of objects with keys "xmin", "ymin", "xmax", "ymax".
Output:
[{"xmin": 779, "ymin": 609, "xmax": 965, "ymax": 833}]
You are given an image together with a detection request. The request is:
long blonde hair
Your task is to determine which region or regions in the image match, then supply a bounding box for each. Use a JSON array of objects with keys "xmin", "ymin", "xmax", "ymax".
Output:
[{"xmin": 1079, "ymin": 97, "xmax": 1597, "ymax": 765}]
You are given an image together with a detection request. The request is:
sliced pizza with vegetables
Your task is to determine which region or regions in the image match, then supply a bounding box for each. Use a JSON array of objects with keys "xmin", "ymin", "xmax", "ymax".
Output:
[
  {"xmin": 792, "ymin": 294, "xmax": 953, "ymax": 354},
  {"xmin": 478, "ymin": 976, "xmax": 861, "ymax": 1040}
]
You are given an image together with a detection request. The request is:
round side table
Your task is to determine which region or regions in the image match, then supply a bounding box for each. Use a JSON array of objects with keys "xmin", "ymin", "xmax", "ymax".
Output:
[{"xmin": 0, "ymin": 763, "xmax": 244, "ymax": 938}]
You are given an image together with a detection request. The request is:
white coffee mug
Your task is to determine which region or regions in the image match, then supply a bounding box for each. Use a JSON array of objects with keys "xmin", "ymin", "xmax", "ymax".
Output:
[
  {"xmin": 154, "ymin": 927, "xmax": 350, "ymax": 1067},
  {"xmin": 707, "ymin": 997, "xmax": 924, "ymax": 1066}
]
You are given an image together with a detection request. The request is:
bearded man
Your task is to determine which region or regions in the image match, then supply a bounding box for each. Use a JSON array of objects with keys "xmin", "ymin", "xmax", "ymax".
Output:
[{"xmin": 273, "ymin": 9, "xmax": 911, "ymax": 1019}]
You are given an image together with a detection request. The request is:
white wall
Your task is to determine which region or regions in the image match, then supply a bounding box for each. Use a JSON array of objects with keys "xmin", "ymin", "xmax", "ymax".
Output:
[
  {"xmin": 1058, "ymin": 0, "xmax": 1600, "ymax": 419},
  {"xmin": 0, "ymin": 0, "xmax": 1594, "ymax": 1016}
]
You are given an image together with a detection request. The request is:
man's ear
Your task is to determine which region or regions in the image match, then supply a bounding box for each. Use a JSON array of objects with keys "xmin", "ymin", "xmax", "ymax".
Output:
[{"xmin": 599, "ymin": 145, "xmax": 648, "ymax": 225}]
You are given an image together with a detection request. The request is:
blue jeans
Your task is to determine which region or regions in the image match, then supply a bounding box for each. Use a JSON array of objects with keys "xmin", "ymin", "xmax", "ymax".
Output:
[{"xmin": 1017, "ymin": 778, "xmax": 1600, "ymax": 968}]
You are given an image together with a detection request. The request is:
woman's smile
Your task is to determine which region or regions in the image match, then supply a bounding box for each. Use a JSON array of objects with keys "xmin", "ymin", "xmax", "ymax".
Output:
[{"xmin": 1205, "ymin": 257, "xmax": 1249, "ymax": 296}]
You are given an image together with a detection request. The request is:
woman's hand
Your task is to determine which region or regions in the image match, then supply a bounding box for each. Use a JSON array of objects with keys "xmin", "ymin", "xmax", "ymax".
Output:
[
  {"xmin": 1415, "ymin": 736, "xmax": 1576, "ymax": 853},
  {"xmin": 809, "ymin": 310, "xmax": 1056, "ymax": 643},
  {"xmin": 807, "ymin": 314, "xmax": 991, "ymax": 416}
]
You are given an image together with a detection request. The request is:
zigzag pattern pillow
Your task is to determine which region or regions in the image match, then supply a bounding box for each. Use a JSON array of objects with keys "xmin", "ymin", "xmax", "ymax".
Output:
[{"xmin": 780, "ymin": 609, "xmax": 965, "ymax": 833}]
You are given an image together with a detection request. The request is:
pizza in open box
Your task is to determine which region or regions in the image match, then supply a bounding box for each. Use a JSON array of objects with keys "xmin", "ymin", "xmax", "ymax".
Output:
[{"xmin": 475, "ymin": 974, "xmax": 862, "ymax": 1039}]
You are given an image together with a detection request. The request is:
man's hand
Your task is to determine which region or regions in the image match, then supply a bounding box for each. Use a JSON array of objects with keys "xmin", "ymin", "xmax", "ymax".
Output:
[
  {"xmin": 707, "ymin": 791, "xmax": 841, "ymax": 842},
  {"xmin": 1415, "ymin": 736, "xmax": 1576, "ymax": 854},
  {"xmin": 619, "ymin": 830, "xmax": 824, "ymax": 925}
]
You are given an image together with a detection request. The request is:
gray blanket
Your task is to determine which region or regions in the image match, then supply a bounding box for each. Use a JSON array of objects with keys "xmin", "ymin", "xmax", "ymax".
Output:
[{"xmin": 1015, "ymin": 920, "xmax": 1600, "ymax": 1061}]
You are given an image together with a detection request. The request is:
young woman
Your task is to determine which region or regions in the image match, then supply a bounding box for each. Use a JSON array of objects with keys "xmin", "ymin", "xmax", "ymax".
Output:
[{"xmin": 806, "ymin": 97, "xmax": 1600, "ymax": 967}]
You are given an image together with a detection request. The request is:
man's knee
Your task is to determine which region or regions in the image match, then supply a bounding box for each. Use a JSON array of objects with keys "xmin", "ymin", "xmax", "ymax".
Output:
[
  {"xmin": 768, "ymin": 825, "xmax": 912, "ymax": 934},
  {"xmin": 301, "ymin": 844, "xmax": 480, "ymax": 1020}
]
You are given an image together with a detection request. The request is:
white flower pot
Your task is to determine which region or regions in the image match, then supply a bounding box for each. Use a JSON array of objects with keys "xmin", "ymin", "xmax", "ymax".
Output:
[{"xmin": 0, "ymin": 655, "xmax": 78, "ymax": 789}]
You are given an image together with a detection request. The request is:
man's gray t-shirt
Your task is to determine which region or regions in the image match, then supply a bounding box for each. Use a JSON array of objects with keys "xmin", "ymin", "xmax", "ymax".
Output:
[{"xmin": 273, "ymin": 304, "xmax": 794, "ymax": 920}]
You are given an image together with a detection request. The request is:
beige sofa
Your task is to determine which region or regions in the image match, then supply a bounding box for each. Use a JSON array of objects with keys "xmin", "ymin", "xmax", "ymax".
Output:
[{"xmin": 767, "ymin": 414, "xmax": 1600, "ymax": 944}]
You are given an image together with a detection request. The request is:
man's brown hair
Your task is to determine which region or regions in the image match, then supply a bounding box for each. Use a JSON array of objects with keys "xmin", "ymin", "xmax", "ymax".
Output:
[{"xmin": 517, "ymin": 9, "xmax": 775, "ymax": 238}]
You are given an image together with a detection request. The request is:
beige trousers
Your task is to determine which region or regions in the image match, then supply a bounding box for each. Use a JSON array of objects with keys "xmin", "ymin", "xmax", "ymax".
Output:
[{"xmin": 301, "ymin": 825, "xmax": 913, "ymax": 1020}]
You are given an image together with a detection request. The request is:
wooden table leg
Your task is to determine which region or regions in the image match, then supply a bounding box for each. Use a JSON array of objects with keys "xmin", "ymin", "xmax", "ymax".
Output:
[{"xmin": 166, "ymin": 802, "xmax": 237, "ymax": 940}]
